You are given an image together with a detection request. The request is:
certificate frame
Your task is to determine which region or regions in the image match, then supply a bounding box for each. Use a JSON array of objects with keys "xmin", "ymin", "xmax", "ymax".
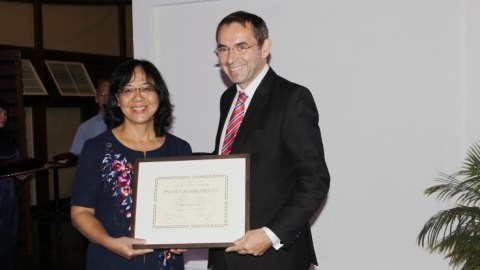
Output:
[{"xmin": 131, "ymin": 154, "xmax": 250, "ymax": 249}]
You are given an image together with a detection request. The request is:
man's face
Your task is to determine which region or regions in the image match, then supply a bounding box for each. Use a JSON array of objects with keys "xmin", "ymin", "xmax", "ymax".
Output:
[
  {"xmin": 96, "ymin": 81, "xmax": 110, "ymax": 112},
  {"xmin": 216, "ymin": 22, "xmax": 270, "ymax": 89}
]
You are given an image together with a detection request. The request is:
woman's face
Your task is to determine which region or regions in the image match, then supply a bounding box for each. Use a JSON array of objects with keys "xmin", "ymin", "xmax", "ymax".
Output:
[
  {"xmin": 0, "ymin": 108, "xmax": 7, "ymax": 128},
  {"xmin": 117, "ymin": 66, "xmax": 159, "ymax": 126}
]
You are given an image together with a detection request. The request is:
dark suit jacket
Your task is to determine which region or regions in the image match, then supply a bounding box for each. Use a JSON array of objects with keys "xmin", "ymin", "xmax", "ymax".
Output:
[{"xmin": 209, "ymin": 68, "xmax": 330, "ymax": 270}]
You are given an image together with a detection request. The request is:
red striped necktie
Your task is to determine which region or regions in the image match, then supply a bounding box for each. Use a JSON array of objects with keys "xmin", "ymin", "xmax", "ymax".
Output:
[{"xmin": 221, "ymin": 92, "xmax": 248, "ymax": 155}]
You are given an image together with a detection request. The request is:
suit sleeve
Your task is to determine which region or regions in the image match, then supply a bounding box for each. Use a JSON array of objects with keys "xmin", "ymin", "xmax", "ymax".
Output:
[{"xmin": 266, "ymin": 86, "xmax": 330, "ymax": 247}]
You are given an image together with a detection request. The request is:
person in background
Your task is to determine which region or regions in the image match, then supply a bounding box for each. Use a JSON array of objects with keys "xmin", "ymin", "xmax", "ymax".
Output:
[
  {"xmin": 209, "ymin": 11, "xmax": 330, "ymax": 270},
  {"xmin": 0, "ymin": 98, "xmax": 19, "ymax": 270},
  {"xmin": 70, "ymin": 59, "xmax": 191, "ymax": 270},
  {"xmin": 69, "ymin": 79, "xmax": 110, "ymax": 156}
]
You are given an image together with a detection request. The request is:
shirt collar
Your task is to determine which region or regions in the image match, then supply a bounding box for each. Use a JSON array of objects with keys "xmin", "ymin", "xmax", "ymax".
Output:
[{"xmin": 235, "ymin": 64, "xmax": 270, "ymax": 98}]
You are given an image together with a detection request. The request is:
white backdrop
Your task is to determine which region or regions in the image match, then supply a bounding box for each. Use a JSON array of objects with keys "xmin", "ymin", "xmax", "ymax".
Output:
[{"xmin": 132, "ymin": 0, "xmax": 480, "ymax": 269}]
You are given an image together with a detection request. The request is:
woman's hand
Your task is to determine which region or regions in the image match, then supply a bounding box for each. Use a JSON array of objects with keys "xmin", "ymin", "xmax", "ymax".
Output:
[
  {"xmin": 105, "ymin": 237, "xmax": 153, "ymax": 260},
  {"xmin": 71, "ymin": 206, "xmax": 153, "ymax": 260}
]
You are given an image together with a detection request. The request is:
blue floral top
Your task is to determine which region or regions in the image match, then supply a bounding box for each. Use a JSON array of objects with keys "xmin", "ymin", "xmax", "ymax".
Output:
[{"xmin": 71, "ymin": 130, "xmax": 192, "ymax": 270}]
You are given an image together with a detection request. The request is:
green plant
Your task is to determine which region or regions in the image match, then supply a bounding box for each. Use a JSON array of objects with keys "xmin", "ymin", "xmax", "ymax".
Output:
[{"xmin": 417, "ymin": 141, "xmax": 480, "ymax": 270}]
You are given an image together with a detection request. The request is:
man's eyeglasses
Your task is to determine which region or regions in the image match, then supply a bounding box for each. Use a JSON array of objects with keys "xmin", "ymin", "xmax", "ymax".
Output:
[
  {"xmin": 214, "ymin": 43, "xmax": 257, "ymax": 57},
  {"xmin": 118, "ymin": 84, "xmax": 156, "ymax": 96}
]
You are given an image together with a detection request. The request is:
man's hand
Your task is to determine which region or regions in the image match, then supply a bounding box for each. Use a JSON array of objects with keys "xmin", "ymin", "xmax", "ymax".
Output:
[
  {"xmin": 225, "ymin": 229, "xmax": 272, "ymax": 256},
  {"xmin": 169, "ymin": 248, "xmax": 187, "ymax": 255}
]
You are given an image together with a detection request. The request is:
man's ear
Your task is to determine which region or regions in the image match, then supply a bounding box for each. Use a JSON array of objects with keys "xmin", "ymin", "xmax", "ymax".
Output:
[{"xmin": 261, "ymin": 38, "xmax": 272, "ymax": 59}]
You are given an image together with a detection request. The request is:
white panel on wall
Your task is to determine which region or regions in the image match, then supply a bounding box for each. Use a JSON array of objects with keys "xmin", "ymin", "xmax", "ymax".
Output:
[
  {"xmin": 45, "ymin": 60, "xmax": 96, "ymax": 97},
  {"xmin": 21, "ymin": 60, "xmax": 48, "ymax": 96},
  {"xmin": 132, "ymin": 0, "xmax": 478, "ymax": 269}
]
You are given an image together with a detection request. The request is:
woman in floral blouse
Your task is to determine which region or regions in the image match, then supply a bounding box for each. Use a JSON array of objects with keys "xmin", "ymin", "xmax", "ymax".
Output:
[{"xmin": 70, "ymin": 59, "xmax": 192, "ymax": 270}]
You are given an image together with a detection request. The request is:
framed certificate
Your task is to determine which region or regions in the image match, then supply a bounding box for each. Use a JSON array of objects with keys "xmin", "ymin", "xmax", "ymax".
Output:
[{"xmin": 131, "ymin": 154, "xmax": 250, "ymax": 249}]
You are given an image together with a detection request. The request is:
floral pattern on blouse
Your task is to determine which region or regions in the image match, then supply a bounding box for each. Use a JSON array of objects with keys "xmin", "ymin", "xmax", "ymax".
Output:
[
  {"xmin": 101, "ymin": 149, "xmax": 134, "ymax": 226},
  {"xmin": 99, "ymin": 142, "xmax": 181, "ymax": 270}
]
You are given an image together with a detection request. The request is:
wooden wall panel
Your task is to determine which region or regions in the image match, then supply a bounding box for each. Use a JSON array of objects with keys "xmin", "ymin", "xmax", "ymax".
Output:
[
  {"xmin": 0, "ymin": 2, "xmax": 34, "ymax": 47},
  {"xmin": 43, "ymin": 4, "xmax": 120, "ymax": 56}
]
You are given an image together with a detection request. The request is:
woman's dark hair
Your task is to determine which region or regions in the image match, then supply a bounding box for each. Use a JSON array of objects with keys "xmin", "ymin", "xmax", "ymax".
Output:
[
  {"xmin": 104, "ymin": 59, "xmax": 173, "ymax": 137},
  {"xmin": 216, "ymin": 11, "xmax": 269, "ymax": 47}
]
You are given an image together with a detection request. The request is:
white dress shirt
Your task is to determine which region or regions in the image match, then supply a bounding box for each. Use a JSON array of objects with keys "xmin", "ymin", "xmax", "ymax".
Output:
[{"xmin": 218, "ymin": 64, "xmax": 283, "ymax": 250}]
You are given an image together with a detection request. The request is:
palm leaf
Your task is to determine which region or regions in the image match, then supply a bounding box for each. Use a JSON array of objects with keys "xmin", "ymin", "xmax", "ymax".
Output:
[{"xmin": 418, "ymin": 141, "xmax": 480, "ymax": 270}]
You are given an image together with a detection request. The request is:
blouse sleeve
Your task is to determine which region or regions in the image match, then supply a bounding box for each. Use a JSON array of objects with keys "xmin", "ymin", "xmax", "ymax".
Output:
[{"xmin": 181, "ymin": 140, "xmax": 193, "ymax": 156}]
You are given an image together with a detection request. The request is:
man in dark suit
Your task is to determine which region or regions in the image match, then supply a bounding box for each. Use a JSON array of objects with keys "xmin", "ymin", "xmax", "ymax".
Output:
[{"xmin": 209, "ymin": 11, "xmax": 330, "ymax": 270}]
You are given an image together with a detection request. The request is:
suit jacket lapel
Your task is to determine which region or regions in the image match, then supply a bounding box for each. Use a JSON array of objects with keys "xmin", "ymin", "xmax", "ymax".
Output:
[{"xmin": 230, "ymin": 69, "xmax": 277, "ymax": 153}]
